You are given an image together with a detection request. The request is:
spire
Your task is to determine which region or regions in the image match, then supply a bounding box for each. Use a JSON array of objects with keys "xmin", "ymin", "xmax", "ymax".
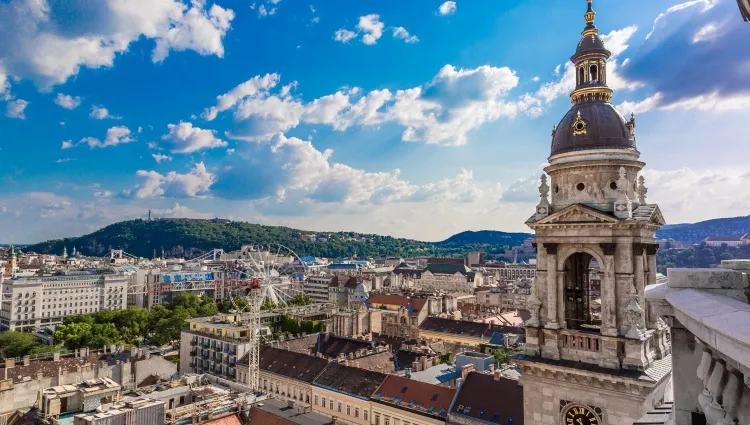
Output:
[{"xmin": 63, "ymin": 246, "xmax": 68, "ymax": 258}]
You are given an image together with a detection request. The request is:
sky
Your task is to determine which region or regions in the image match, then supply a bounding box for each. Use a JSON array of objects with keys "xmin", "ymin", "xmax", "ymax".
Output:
[{"xmin": 0, "ymin": 0, "xmax": 749, "ymax": 244}]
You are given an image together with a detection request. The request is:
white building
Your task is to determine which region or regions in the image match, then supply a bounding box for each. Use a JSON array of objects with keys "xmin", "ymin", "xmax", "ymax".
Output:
[
  {"xmin": 0, "ymin": 271, "xmax": 128, "ymax": 332},
  {"xmin": 304, "ymin": 275, "xmax": 332, "ymax": 304},
  {"xmin": 704, "ymin": 236, "xmax": 743, "ymax": 247},
  {"xmin": 179, "ymin": 315, "xmax": 252, "ymax": 381}
]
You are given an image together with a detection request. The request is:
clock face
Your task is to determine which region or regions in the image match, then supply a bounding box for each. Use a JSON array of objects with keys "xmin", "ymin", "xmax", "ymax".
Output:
[{"xmin": 565, "ymin": 406, "xmax": 599, "ymax": 425}]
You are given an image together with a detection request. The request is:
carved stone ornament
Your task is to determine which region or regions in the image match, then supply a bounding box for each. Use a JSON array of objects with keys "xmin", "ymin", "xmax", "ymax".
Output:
[
  {"xmin": 636, "ymin": 175, "xmax": 648, "ymax": 205},
  {"xmin": 625, "ymin": 292, "xmax": 645, "ymax": 339},
  {"xmin": 572, "ymin": 110, "xmax": 588, "ymax": 136},
  {"xmin": 645, "ymin": 244, "xmax": 659, "ymax": 256},
  {"xmin": 614, "ymin": 167, "xmax": 633, "ymax": 220},
  {"xmin": 600, "ymin": 243, "xmax": 616, "ymax": 256},
  {"xmin": 544, "ymin": 243, "xmax": 559, "ymax": 255},
  {"xmin": 535, "ymin": 175, "xmax": 552, "ymax": 220},
  {"xmin": 526, "ymin": 292, "xmax": 542, "ymax": 327}
]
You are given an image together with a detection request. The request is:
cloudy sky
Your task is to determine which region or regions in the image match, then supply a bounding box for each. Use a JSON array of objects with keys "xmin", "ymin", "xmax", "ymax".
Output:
[{"xmin": 0, "ymin": 0, "xmax": 748, "ymax": 243}]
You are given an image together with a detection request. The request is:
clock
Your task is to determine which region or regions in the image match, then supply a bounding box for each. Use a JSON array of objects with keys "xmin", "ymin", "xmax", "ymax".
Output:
[{"xmin": 562, "ymin": 405, "xmax": 601, "ymax": 425}]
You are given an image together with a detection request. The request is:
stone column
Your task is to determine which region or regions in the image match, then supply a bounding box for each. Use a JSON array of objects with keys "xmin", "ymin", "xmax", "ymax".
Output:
[
  {"xmin": 646, "ymin": 244, "xmax": 658, "ymax": 286},
  {"xmin": 599, "ymin": 243, "xmax": 618, "ymax": 337},
  {"xmin": 544, "ymin": 243, "xmax": 560, "ymax": 330},
  {"xmin": 633, "ymin": 244, "xmax": 647, "ymax": 330}
]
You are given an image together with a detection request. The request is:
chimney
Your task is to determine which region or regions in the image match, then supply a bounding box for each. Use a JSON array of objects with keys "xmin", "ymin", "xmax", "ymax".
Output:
[
  {"xmin": 489, "ymin": 363, "xmax": 495, "ymax": 373},
  {"xmin": 53, "ymin": 352, "xmax": 60, "ymax": 362},
  {"xmin": 144, "ymin": 350, "xmax": 151, "ymax": 360},
  {"xmin": 494, "ymin": 369, "xmax": 501, "ymax": 381},
  {"xmin": 461, "ymin": 364, "xmax": 474, "ymax": 380},
  {"xmin": 23, "ymin": 356, "xmax": 30, "ymax": 366},
  {"xmin": 130, "ymin": 347, "xmax": 137, "ymax": 358}
]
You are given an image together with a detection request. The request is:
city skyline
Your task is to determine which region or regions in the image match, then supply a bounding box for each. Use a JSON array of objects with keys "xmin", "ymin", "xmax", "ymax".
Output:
[{"xmin": 1, "ymin": 0, "xmax": 748, "ymax": 243}]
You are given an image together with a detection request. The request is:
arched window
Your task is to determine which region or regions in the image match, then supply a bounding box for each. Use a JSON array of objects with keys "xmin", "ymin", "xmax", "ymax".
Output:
[
  {"xmin": 578, "ymin": 67, "xmax": 585, "ymax": 85},
  {"xmin": 589, "ymin": 64, "xmax": 598, "ymax": 82},
  {"xmin": 563, "ymin": 253, "xmax": 601, "ymax": 330}
]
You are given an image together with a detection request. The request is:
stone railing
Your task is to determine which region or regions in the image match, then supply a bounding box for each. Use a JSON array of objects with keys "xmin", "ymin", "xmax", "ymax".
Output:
[{"xmin": 645, "ymin": 260, "xmax": 750, "ymax": 425}]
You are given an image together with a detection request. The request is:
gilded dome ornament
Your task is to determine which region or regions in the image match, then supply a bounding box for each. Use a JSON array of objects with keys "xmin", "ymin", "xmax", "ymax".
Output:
[{"xmin": 572, "ymin": 110, "xmax": 587, "ymax": 136}]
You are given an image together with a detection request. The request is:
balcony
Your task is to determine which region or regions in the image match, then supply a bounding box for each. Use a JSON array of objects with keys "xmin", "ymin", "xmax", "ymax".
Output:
[
  {"xmin": 190, "ymin": 339, "xmax": 198, "ymax": 346},
  {"xmin": 645, "ymin": 260, "xmax": 750, "ymax": 425}
]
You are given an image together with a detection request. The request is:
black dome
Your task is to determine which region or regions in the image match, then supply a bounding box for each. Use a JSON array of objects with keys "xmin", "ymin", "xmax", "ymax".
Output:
[
  {"xmin": 551, "ymin": 103, "xmax": 636, "ymax": 156},
  {"xmin": 573, "ymin": 33, "xmax": 610, "ymax": 60}
]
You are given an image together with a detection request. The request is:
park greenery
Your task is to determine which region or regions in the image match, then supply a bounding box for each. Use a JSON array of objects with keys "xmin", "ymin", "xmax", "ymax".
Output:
[
  {"xmin": 25, "ymin": 218, "xmax": 530, "ymax": 260},
  {"xmin": 656, "ymin": 243, "xmax": 750, "ymax": 273},
  {"xmin": 0, "ymin": 293, "xmax": 218, "ymax": 359}
]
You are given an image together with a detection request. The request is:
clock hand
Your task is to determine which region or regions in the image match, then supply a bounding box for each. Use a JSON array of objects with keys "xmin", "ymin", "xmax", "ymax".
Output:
[{"xmin": 576, "ymin": 418, "xmax": 584, "ymax": 425}]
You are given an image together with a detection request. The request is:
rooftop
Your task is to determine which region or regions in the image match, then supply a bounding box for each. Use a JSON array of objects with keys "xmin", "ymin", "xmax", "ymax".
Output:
[
  {"xmin": 239, "ymin": 347, "xmax": 328, "ymax": 383},
  {"xmin": 409, "ymin": 363, "xmax": 459, "ymax": 385},
  {"xmin": 418, "ymin": 317, "xmax": 524, "ymax": 339},
  {"xmin": 253, "ymin": 397, "xmax": 331, "ymax": 425},
  {"xmin": 372, "ymin": 375, "xmax": 456, "ymax": 419},
  {"xmin": 450, "ymin": 372, "xmax": 524, "ymax": 425},
  {"xmin": 312, "ymin": 362, "xmax": 387, "ymax": 399}
]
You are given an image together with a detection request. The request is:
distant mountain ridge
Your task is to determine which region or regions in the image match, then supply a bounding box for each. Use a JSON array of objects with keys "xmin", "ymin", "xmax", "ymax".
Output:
[
  {"xmin": 24, "ymin": 218, "xmax": 530, "ymax": 260},
  {"xmin": 657, "ymin": 215, "xmax": 750, "ymax": 244}
]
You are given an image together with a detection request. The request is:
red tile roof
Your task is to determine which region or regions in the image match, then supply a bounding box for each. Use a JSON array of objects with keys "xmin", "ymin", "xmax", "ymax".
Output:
[
  {"xmin": 368, "ymin": 294, "xmax": 410, "ymax": 306},
  {"xmin": 202, "ymin": 414, "xmax": 243, "ymax": 425},
  {"xmin": 372, "ymin": 375, "xmax": 456, "ymax": 419}
]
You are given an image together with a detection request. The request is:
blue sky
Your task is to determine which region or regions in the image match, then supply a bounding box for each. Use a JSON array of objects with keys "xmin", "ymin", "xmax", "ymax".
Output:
[{"xmin": 1, "ymin": 0, "xmax": 749, "ymax": 243}]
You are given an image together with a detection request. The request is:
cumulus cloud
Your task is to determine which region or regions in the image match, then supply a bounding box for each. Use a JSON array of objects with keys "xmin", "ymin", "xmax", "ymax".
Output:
[
  {"xmin": 54, "ymin": 93, "xmax": 82, "ymax": 109},
  {"xmin": 212, "ymin": 134, "xmax": 484, "ymax": 206},
  {"xmin": 0, "ymin": 0, "xmax": 235, "ymax": 89},
  {"xmin": 501, "ymin": 175, "xmax": 544, "ymax": 203},
  {"xmin": 161, "ymin": 121, "xmax": 228, "ymax": 153},
  {"xmin": 206, "ymin": 65, "xmax": 540, "ymax": 146},
  {"xmin": 438, "ymin": 1, "xmax": 457, "ymax": 16},
  {"xmin": 618, "ymin": 0, "xmax": 750, "ymax": 113},
  {"xmin": 334, "ymin": 14, "xmax": 417, "ymax": 45},
  {"xmin": 125, "ymin": 162, "xmax": 215, "ymax": 199},
  {"xmin": 63, "ymin": 126, "xmax": 134, "ymax": 149},
  {"xmin": 6, "ymin": 99, "xmax": 29, "ymax": 119},
  {"xmin": 152, "ymin": 153, "xmax": 173, "ymax": 163},
  {"xmin": 89, "ymin": 105, "xmax": 119, "ymax": 120}
]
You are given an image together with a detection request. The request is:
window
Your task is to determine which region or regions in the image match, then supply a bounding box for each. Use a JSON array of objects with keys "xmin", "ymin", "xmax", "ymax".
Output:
[
  {"xmin": 385, "ymin": 417, "xmax": 390, "ymax": 425},
  {"xmin": 314, "ymin": 395, "xmax": 318, "ymax": 406},
  {"xmin": 346, "ymin": 405, "xmax": 350, "ymax": 416},
  {"xmin": 355, "ymin": 407, "xmax": 360, "ymax": 418},
  {"xmin": 322, "ymin": 397, "xmax": 326, "ymax": 408},
  {"xmin": 375, "ymin": 414, "xmax": 380, "ymax": 425},
  {"xmin": 364, "ymin": 410, "xmax": 369, "ymax": 421},
  {"xmin": 338, "ymin": 402, "xmax": 342, "ymax": 413},
  {"xmin": 329, "ymin": 399, "xmax": 333, "ymax": 410}
]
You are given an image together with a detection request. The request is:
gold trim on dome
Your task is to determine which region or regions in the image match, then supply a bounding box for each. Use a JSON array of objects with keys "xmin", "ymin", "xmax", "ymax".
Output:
[
  {"xmin": 571, "ymin": 86, "xmax": 613, "ymax": 105},
  {"xmin": 572, "ymin": 110, "xmax": 587, "ymax": 136}
]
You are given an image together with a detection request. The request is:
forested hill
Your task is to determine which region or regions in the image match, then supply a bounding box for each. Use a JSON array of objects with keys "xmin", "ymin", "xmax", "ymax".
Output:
[
  {"xmin": 657, "ymin": 215, "xmax": 750, "ymax": 244},
  {"xmin": 25, "ymin": 219, "xmax": 528, "ymax": 259},
  {"xmin": 438, "ymin": 230, "xmax": 532, "ymax": 246}
]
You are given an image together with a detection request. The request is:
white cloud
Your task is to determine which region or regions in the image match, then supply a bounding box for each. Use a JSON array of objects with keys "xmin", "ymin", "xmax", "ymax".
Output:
[
  {"xmin": 55, "ymin": 158, "xmax": 75, "ymax": 163},
  {"xmin": 6, "ymin": 99, "xmax": 29, "ymax": 119},
  {"xmin": 692, "ymin": 22, "xmax": 720, "ymax": 43},
  {"xmin": 438, "ymin": 1, "xmax": 457, "ymax": 16},
  {"xmin": 54, "ymin": 93, "xmax": 82, "ymax": 110},
  {"xmin": 162, "ymin": 121, "xmax": 228, "ymax": 153},
  {"xmin": 334, "ymin": 29, "xmax": 357, "ymax": 43},
  {"xmin": 126, "ymin": 162, "xmax": 215, "ymax": 198},
  {"xmin": 646, "ymin": 0, "xmax": 717, "ymax": 40},
  {"xmin": 392, "ymin": 27, "xmax": 419, "ymax": 44},
  {"xmin": 89, "ymin": 105, "xmax": 119, "ymax": 120},
  {"xmin": 531, "ymin": 76, "xmax": 540, "ymax": 82},
  {"xmin": 65, "ymin": 126, "xmax": 135, "ymax": 149},
  {"xmin": 617, "ymin": 91, "xmax": 750, "ymax": 114},
  {"xmin": 257, "ymin": 4, "xmax": 277, "ymax": 17},
  {"xmin": 358, "ymin": 14, "xmax": 384, "ymax": 45},
  {"xmin": 209, "ymin": 64, "xmax": 539, "ymax": 146},
  {"xmin": 0, "ymin": 0, "xmax": 236, "ymax": 89},
  {"xmin": 152, "ymin": 153, "xmax": 173, "ymax": 163}
]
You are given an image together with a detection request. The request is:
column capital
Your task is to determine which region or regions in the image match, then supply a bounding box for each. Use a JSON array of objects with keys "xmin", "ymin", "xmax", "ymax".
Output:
[
  {"xmin": 544, "ymin": 243, "xmax": 559, "ymax": 255},
  {"xmin": 632, "ymin": 243, "xmax": 646, "ymax": 255},
  {"xmin": 600, "ymin": 243, "xmax": 617, "ymax": 256},
  {"xmin": 531, "ymin": 242, "xmax": 538, "ymax": 250},
  {"xmin": 645, "ymin": 244, "xmax": 659, "ymax": 256}
]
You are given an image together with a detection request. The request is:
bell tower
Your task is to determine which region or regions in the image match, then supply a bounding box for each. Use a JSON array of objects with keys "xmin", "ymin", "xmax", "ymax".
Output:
[{"xmin": 515, "ymin": 2, "xmax": 673, "ymax": 424}]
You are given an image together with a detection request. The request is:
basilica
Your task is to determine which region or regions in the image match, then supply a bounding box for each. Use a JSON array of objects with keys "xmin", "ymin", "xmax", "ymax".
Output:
[{"xmin": 514, "ymin": 1, "xmax": 673, "ymax": 424}]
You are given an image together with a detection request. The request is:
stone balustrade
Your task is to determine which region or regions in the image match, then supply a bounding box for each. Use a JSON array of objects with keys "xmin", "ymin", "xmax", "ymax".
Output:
[{"xmin": 645, "ymin": 260, "xmax": 750, "ymax": 425}]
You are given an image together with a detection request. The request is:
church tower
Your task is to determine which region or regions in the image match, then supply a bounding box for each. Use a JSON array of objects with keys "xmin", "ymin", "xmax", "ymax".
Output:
[{"xmin": 515, "ymin": 2, "xmax": 672, "ymax": 424}]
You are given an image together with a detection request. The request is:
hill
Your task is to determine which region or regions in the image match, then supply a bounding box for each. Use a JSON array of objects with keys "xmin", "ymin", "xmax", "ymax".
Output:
[
  {"xmin": 24, "ymin": 219, "xmax": 528, "ymax": 260},
  {"xmin": 657, "ymin": 215, "xmax": 750, "ymax": 244},
  {"xmin": 437, "ymin": 230, "xmax": 532, "ymax": 246}
]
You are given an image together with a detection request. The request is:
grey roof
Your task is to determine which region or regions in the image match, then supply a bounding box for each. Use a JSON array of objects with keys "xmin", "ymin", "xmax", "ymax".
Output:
[
  {"xmin": 513, "ymin": 353, "xmax": 672, "ymax": 384},
  {"xmin": 312, "ymin": 362, "xmax": 387, "ymax": 399},
  {"xmin": 551, "ymin": 103, "xmax": 636, "ymax": 156},
  {"xmin": 254, "ymin": 398, "xmax": 331, "ymax": 425},
  {"xmin": 573, "ymin": 33, "xmax": 610, "ymax": 59},
  {"xmin": 408, "ymin": 364, "xmax": 459, "ymax": 385}
]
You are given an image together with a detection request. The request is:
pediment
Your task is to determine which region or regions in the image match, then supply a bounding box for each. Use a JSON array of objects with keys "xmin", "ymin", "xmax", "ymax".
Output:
[{"xmin": 535, "ymin": 204, "xmax": 619, "ymax": 225}]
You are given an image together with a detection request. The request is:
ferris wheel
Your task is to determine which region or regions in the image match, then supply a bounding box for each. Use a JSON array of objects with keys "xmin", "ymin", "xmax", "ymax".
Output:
[
  {"xmin": 226, "ymin": 244, "xmax": 307, "ymax": 392},
  {"xmin": 228, "ymin": 243, "xmax": 307, "ymax": 311}
]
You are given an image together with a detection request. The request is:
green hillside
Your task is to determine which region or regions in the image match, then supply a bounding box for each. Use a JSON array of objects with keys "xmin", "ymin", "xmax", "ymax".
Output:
[
  {"xmin": 25, "ymin": 218, "xmax": 528, "ymax": 259},
  {"xmin": 657, "ymin": 215, "xmax": 750, "ymax": 244}
]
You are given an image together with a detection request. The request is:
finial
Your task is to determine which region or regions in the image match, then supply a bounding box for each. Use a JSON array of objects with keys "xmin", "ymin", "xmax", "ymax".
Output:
[
  {"xmin": 551, "ymin": 124, "xmax": 557, "ymax": 137},
  {"xmin": 585, "ymin": 0, "xmax": 596, "ymax": 25},
  {"xmin": 637, "ymin": 175, "xmax": 648, "ymax": 205},
  {"xmin": 630, "ymin": 112, "xmax": 635, "ymax": 120}
]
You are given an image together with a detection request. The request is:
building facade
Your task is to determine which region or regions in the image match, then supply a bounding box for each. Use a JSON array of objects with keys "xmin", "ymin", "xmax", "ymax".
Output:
[
  {"xmin": 305, "ymin": 274, "xmax": 333, "ymax": 304},
  {"xmin": 0, "ymin": 271, "xmax": 128, "ymax": 332},
  {"xmin": 311, "ymin": 363, "xmax": 386, "ymax": 425},
  {"xmin": 515, "ymin": 2, "xmax": 673, "ymax": 425},
  {"xmin": 179, "ymin": 315, "xmax": 251, "ymax": 381}
]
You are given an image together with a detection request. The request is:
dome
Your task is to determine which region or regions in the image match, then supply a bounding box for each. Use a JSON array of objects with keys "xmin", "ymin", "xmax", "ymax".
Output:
[
  {"xmin": 550, "ymin": 102, "xmax": 636, "ymax": 156},
  {"xmin": 573, "ymin": 32, "xmax": 610, "ymax": 59}
]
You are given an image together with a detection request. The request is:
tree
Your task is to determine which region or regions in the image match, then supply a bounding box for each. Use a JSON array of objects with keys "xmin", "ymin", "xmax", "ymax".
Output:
[
  {"xmin": 493, "ymin": 348, "xmax": 515, "ymax": 365},
  {"xmin": 0, "ymin": 331, "xmax": 38, "ymax": 358},
  {"xmin": 90, "ymin": 323, "xmax": 121, "ymax": 348},
  {"xmin": 54, "ymin": 322, "xmax": 93, "ymax": 350}
]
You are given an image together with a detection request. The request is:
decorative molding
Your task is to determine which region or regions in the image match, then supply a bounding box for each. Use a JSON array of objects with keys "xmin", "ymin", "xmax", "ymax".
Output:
[
  {"xmin": 545, "ymin": 243, "xmax": 559, "ymax": 255},
  {"xmin": 600, "ymin": 243, "xmax": 617, "ymax": 256},
  {"xmin": 535, "ymin": 204, "xmax": 619, "ymax": 226}
]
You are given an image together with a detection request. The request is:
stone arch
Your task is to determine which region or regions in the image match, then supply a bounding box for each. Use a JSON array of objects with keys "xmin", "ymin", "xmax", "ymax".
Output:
[{"xmin": 556, "ymin": 245, "xmax": 605, "ymax": 331}]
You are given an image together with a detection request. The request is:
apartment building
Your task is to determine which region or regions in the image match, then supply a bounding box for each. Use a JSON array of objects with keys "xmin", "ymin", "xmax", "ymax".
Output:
[
  {"xmin": 143, "ymin": 267, "xmax": 227, "ymax": 308},
  {"xmin": 179, "ymin": 315, "xmax": 251, "ymax": 381},
  {"xmin": 371, "ymin": 375, "xmax": 456, "ymax": 425},
  {"xmin": 0, "ymin": 270, "xmax": 128, "ymax": 332},
  {"xmin": 311, "ymin": 362, "xmax": 386, "ymax": 425},
  {"xmin": 305, "ymin": 275, "xmax": 333, "ymax": 304}
]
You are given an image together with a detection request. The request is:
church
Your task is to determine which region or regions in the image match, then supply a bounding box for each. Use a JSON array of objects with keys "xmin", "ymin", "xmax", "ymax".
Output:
[{"xmin": 514, "ymin": 1, "xmax": 673, "ymax": 424}]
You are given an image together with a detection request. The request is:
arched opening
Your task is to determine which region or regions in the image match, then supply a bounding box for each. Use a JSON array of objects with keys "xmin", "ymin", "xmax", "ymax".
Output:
[
  {"xmin": 563, "ymin": 253, "xmax": 601, "ymax": 331},
  {"xmin": 578, "ymin": 67, "xmax": 585, "ymax": 84},
  {"xmin": 589, "ymin": 64, "xmax": 598, "ymax": 82}
]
